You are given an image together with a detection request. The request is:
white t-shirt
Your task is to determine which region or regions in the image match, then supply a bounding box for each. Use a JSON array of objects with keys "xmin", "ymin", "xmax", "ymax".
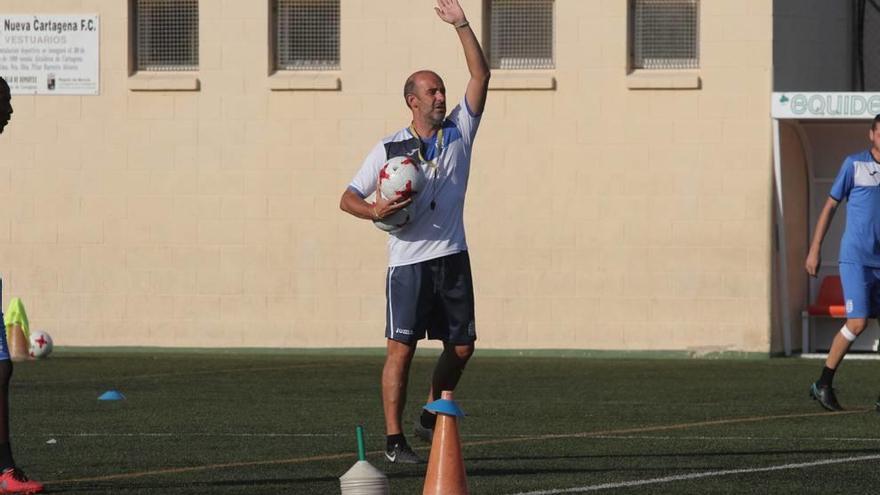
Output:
[{"xmin": 348, "ymin": 98, "xmax": 482, "ymax": 267}]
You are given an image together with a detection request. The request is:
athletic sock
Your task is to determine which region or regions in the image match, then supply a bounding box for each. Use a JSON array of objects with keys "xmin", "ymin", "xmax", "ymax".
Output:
[
  {"xmin": 420, "ymin": 410, "xmax": 437, "ymax": 429},
  {"xmin": 386, "ymin": 433, "xmax": 405, "ymax": 450},
  {"xmin": 0, "ymin": 442, "xmax": 14, "ymax": 471},
  {"xmin": 817, "ymin": 366, "xmax": 836, "ymax": 388}
]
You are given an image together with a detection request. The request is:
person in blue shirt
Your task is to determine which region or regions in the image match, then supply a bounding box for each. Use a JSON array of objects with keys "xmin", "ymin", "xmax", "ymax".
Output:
[{"xmin": 807, "ymin": 114, "xmax": 880, "ymax": 411}]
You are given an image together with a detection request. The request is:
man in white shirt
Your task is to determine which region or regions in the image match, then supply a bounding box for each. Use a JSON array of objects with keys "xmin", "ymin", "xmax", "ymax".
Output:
[{"xmin": 339, "ymin": 0, "xmax": 489, "ymax": 464}]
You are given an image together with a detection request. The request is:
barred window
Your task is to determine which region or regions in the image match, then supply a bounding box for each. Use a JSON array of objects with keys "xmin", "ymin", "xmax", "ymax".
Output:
[
  {"xmin": 134, "ymin": 0, "xmax": 199, "ymax": 71},
  {"xmin": 631, "ymin": 0, "xmax": 699, "ymax": 70},
  {"xmin": 275, "ymin": 0, "xmax": 340, "ymax": 71},
  {"xmin": 488, "ymin": 0, "xmax": 554, "ymax": 70}
]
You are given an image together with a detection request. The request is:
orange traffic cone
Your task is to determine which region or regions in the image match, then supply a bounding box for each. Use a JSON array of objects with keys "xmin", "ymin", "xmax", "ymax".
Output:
[{"xmin": 422, "ymin": 390, "xmax": 468, "ymax": 495}]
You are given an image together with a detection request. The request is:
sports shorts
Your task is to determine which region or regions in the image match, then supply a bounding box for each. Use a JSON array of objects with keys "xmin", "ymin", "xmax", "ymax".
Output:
[
  {"xmin": 385, "ymin": 251, "xmax": 476, "ymax": 345},
  {"xmin": 839, "ymin": 262, "xmax": 880, "ymax": 318},
  {"xmin": 0, "ymin": 312, "xmax": 9, "ymax": 361}
]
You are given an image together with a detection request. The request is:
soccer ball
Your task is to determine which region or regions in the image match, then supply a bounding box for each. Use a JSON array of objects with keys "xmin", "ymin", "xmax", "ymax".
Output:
[
  {"xmin": 373, "ymin": 206, "xmax": 412, "ymax": 233},
  {"xmin": 379, "ymin": 156, "xmax": 426, "ymax": 201},
  {"xmin": 373, "ymin": 156, "xmax": 425, "ymax": 233},
  {"xmin": 29, "ymin": 331, "xmax": 53, "ymax": 359}
]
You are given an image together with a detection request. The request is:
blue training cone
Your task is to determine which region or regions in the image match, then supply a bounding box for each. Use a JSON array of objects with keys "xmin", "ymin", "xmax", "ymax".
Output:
[{"xmin": 98, "ymin": 390, "xmax": 125, "ymax": 401}]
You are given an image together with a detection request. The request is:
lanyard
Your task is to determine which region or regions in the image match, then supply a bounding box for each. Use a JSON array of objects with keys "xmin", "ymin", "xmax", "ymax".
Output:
[
  {"xmin": 408, "ymin": 124, "xmax": 444, "ymax": 173},
  {"xmin": 409, "ymin": 123, "xmax": 444, "ymax": 210}
]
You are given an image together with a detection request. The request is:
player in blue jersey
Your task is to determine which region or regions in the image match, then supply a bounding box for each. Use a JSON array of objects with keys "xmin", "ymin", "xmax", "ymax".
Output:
[
  {"xmin": 0, "ymin": 77, "xmax": 44, "ymax": 494},
  {"xmin": 340, "ymin": 0, "xmax": 489, "ymax": 464},
  {"xmin": 806, "ymin": 114, "xmax": 880, "ymax": 411}
]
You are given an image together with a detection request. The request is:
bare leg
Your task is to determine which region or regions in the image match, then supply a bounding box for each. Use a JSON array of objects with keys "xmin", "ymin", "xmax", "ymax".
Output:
[
  {"xmin": 382, "ymin": 339, "xmax": 416, "ymax": 436},
  {"xmin": 824, "ymin": 318, "xmax": 867, "ymax": 370},
  {"xmin": 427, "ymin": 342, "xmax": 474, "ymax": 402}
]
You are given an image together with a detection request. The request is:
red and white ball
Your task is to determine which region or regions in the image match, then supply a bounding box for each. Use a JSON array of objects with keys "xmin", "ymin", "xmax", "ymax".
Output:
[
  {"xmin": 29, "ymin": 330, "xmax": 53, "ymax": 359},
  {"xmin": 374, "ymin": 156, "xmax": 425, "ymax": 233},
  {"xmin": 378, "ymin": 156, "xmax": 426, "ymax": 201},
  {"xmin": 373, "ymin": 206, "xmax": 412, "ymax": 233}
]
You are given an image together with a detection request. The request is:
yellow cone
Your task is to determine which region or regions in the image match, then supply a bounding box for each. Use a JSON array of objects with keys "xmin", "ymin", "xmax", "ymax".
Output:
[{"xmin": 4, "ymin": 298, "xmax": 30, "ymax": 361}]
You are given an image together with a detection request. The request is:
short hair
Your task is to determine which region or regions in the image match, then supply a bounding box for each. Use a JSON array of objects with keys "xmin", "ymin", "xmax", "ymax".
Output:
[
  {"xmin": 0, "ymin": 77, "xmax": 8, "ymax": 100},
  {"xmin": 402, "ymin": 70, "xmax": 442, "ymax": 109},
  {"xmin": 403, "ymin": 74, "xmax": 417, "ymax": 108},
  {"xmin": 873, "ymin": 114, "xmax": 880, "ymax": 131}
]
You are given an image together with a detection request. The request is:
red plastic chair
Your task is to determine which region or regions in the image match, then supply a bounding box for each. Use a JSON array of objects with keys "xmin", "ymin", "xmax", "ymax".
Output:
[
  {"xmin": 802, "ymin": 275, "xmax": 846, "ymax": 353},
  {"xmin": 807, "ymin": 275, "xmax": 846, "ymax": 318}
]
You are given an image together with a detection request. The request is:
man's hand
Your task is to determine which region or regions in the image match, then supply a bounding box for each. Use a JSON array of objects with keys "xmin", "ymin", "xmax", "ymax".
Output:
[
  {"xmin": 373, "ymin": 175, "xmax": 412, "ymax": 220},
  {"xmin": 435, "ymin": 0, "xmax": 467, "ymax": 26},
  {"xmin": 805, "ymin": 249, "xmax": 821, "ymax": 278}
]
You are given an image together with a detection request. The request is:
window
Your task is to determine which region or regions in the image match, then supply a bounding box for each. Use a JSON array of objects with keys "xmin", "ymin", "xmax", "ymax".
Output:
[
  {"xmin": 133, "ymin": 0, "xmax": 199, "ymax": 71},
  {"xmin": 488, "ymin": 0, "xmax": 554, "ymax": 70},
  {"xmin": 274, "ymin": 0, "xmax": 340, "ymax": 71},
  {"xmin": 631, "ymin": 0, "xmax": 699, "ymax": 70}
]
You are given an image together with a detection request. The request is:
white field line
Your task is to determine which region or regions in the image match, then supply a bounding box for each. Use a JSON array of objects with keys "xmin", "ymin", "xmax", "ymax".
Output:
[
  {"xmin": 587, "ymin": 434, "xmax": 880, "ymax": 442},
  {"xmin": 48, "ymin": 408, "xmax": 869, "ymax": 485},
  {"xmin": 34, "ymin": 362, "xmax": 346, "ymax": 385},
  {"xmin": 506, "ymin": 453, "xmax": 880, "ymax": 494},
  {"xmin": 29, "ymin": 432, "xmax": 880, "ymax": 442}
]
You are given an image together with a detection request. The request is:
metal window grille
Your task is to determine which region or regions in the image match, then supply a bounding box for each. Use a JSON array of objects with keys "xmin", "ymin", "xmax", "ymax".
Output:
[
  {"xmin": 631, "ymin": 0, "xmax": 699, "ymax": 70},
  {"xmin": 275, "ymin": 0, "xmax": 340, "ymax": 71},
  {"xmin": 489, "ymin": 0, "xmax": 554, "ymax": 70},
  {"xmin": 134, "ymin": 0, "xmax": 199, "ymax": 71}
]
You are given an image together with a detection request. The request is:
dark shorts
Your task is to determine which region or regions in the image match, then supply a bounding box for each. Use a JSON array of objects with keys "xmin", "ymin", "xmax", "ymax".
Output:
[{"xmin": 385, "ymin": 251, "xmax": 476, "ymax": 345}]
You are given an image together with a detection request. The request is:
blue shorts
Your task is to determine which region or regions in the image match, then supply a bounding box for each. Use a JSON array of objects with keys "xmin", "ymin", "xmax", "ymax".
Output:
[
  {"xmin": 385, "ymin": 251, "xmax": 477, "ymax": 345},
  {"xmin": 0, "ymin": 312, "xmax": 9, "ymax": 361},
  {"xmin": 839, "ymin": 262, "xmax": 880, "ymax": 318}
]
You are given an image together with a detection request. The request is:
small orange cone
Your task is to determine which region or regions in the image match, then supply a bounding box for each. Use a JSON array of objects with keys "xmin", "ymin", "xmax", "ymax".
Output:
[{"xmin": 422, "ymin": 390, "xmax": 468, "ymax": 495}]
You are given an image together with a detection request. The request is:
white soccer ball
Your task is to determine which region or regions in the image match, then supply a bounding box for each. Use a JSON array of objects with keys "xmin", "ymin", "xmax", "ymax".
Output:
[
  {"xmin": 373, "ymin": 156, "xmax": 425, "ymax": 233},
  {"xmin": 29, "ymin": 331, "xmax": 53, "ymax": 359},
  {"xmin": 373, "ymin": 206, "xmax": 412, "ymax": 233},
  {"xmin": 379, "ymin": 156, "xmax": 425, "ymax": 202}
]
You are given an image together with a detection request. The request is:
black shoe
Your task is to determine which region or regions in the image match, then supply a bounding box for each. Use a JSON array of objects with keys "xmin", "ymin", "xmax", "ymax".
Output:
[
  {"xmin": 414, "ymin": 420, "xmax": 434, "ymax": 444},
  {"xmin": 810, "ymin": 382, "xmax": 843, "ymax": 411},
  {"xmin": 384, "ymin": 442, "xmax": 422, "ymax": 464}
]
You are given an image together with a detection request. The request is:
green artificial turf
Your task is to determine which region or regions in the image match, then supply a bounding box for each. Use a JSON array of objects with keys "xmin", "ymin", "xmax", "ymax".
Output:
[{"xmin": 9, "ymin": 350, "xmax": 880, "ymax": 493}]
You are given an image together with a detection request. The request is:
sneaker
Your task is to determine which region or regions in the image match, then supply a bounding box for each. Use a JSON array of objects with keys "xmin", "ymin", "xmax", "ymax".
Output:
[
  {"xmin": 0, "ymin": 468, "xmax": 43, "ymax": 494},
  {"xmin": 384, "ymin": 442, "xmax": 422, "ymax": 464},
  {"xmin": 414, "ymin": 419, "xmax": 434, "ymax": 444},
  {"xmin": 810, "ymin": 382, "xmax": 843, "ymax": 411}
]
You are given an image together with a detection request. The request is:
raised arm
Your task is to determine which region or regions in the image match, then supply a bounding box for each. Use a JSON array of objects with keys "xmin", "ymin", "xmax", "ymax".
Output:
[{"xmin": 435, "ymin": 0, "xmax": 490, "ymax": 115}]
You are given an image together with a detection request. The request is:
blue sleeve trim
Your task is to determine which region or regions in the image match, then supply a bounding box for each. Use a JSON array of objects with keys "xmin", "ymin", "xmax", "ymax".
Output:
[
  {"xmin": 829, "ymin": 193, "xmax": 842, "ymax": 202},
  {"xmin": 347, "ymin": 185, "xmax": 366, "ymax": 198}
]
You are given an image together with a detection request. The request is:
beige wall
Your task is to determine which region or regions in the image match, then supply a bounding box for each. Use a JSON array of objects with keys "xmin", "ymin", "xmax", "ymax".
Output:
[{"xmin": 0, "ymin": 0, "xmax": 774, "ymax": 352}]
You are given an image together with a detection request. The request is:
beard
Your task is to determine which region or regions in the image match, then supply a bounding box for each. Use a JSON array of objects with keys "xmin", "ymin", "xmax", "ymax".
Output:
[{"xmin": 427, "ymin": 107, "xmax": 445, "ymax": 126}]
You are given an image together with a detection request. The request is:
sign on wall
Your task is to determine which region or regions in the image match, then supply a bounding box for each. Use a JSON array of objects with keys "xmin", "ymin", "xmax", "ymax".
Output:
[
  {"xmin": 0, "ymin": 14, "xmax": 99, "ymax": 95},
  {"xmin": 772, "ymin": 92, "xmax": 880, "ymax": 119}
]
